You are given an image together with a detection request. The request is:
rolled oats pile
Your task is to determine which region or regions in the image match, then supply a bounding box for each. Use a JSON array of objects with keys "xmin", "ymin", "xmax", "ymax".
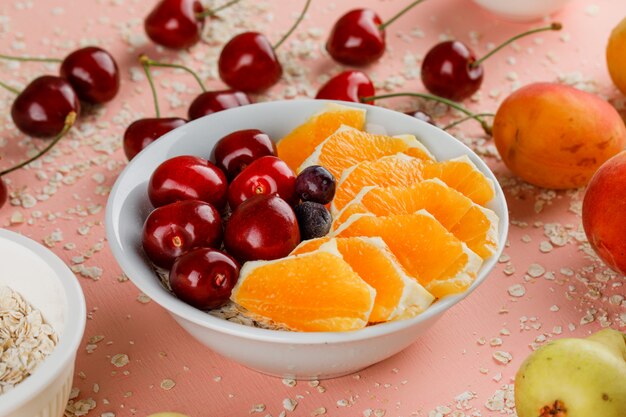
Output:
[{"xmin": 0, "ymin": 285, "xmax": 58, "ymax": 394}]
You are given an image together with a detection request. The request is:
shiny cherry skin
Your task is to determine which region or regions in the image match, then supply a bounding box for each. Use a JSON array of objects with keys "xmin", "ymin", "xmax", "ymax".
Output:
[
  {"xmin": 404, "ymin": 110, "xmax": 437, "ymax": 126},
  {"xmin": 213, "ymin": 129, "xmax": 276, "ymax": 180},
  {"xmin": 326, "ymin": 9, "xmax": 385, "ymax": 66},
  {"xmin": 60, "ymin": 46, "xmax": 120, "ymax": 104},
  {"xmin": 218, "ymin": 32, "xmax": 282, "ymax": 93},
  {"xmin": 224, "ymin": 194, "xmax": 300, "ymax": 263},
  {"xmin": 227, "ymin": 156, "xmax": 296, "ymax": 209},
  {"xmin": 169, "ymin": 248, "xmax": 240, "ymax": 310},
  {"xmin": 295, "ymin": 165, "xmax": 336, "ymax": 205},
  {"xmin": 315, "ymin": 70, "xmax": 375, "ymax": 104},
  {"xmin": 0, "ymin": 178, "xmax": 7, "ymax": 209},
  {"xmin": 142, "ymin": 200, "xmax": 222, "ymax": 269},
  {"xmin": 11, "ymin": 76, "xmax": 80, "ymax": 138},
  {"xmin": 188, "ymin": 90, "xmax": 251, "ymax": 120},
  {"xmin": 145, "ymin": 0, "xmax": 204, "ymax": 49},
  {"xmin": 148, "ymin": 155, "xmax": 228, "ymax": 209},
  {"xmin": 421, "ymin": 41, "xmax": 484, "ymax": 101},
  {"xmin": 123, "ymin": 117, "xmax": 186, "ymax": 160}
]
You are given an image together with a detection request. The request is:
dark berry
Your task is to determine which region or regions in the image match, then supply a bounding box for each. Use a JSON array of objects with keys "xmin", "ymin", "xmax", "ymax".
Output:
[
  {"xmin": 294, "ymin": 201, "xmax": 332, "ymax": 240},
  {"xmin": 295, "ymin": 165, "xmax": 336, "ymax": 205}
]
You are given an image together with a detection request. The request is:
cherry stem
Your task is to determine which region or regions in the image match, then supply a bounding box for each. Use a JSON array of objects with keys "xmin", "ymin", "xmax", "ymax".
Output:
[
  {"xmin": 0, "ymin": 53, "xmax": 62, "ymax": 64},
  {"xmin": 0, "ymin": 80, "xmax": 20, "ymax": 95},
  {"xmin": 443, "ymin": 113, "xmax": 495, "ymax": 132},
  {"xmin": 379, "ymin": 0, "xmax": 427, "ymax": 30},
  {"xmin": 0, "ymin": 111, "xmax": 76, "ymax": 177},
  {"xmin": 196, "ymin": 0, "xmax": 243, "ymax": 18},
  {"xmin": 361, "ymin": 92, "xmax": 492, "ymax": 135},
  {"xmin": 139, "ymin": 55, "xmax": 162, "ymax": 118},
  {"xmin": 471, "ymin": 22, "xmax": 562, "ymax": 68},
  {"xmin": 273, "ymin": 0, "xmax": 311, "ymax": 50},
  {"xmin": 141, "ymin": 55, "xmax": 206, "ymax": 92}
]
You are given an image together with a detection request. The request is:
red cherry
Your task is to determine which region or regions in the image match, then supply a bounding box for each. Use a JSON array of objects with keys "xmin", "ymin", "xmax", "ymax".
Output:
[
  {"xmin": 188, "ymin": 89, "xmax": 251, "ymax": 120},
  {"xmin": 315, "ymin": 70, "xmax": 375, "ymax": 104},
  {"xmin": 60, "ymin": 46, "xmax": 120, "ymax": 104},
  {"xmin": 0, "ymin": 178, "xmax": 7, "ymax": 209},
  {"xmin": 148, "ymin": 155, "xmax": 228, "ymax": 209},
  {"xmin": 123, "ymin": 117, "xmax": 186, "ymax": 160},
  {"xmin": 224, "ymin": 194, "xmax": 300, "ymax": 262},
  {"xmin": 228, "ymin": 156, "xmax": 296, "ymax": 209},
  {"xmin": 11, "ymin": 76, "xmax": 80, "ymax": 138},
  {"xmin": 326, "ymin": 9, "xmax": 385, "ymax": 67},
  {"xmin": 213, "ymin": 129, "xmax": 276, "ymax": 180},
  {"xmin": 144, "ymin": 0, "xmax": 204, "ymax": 49},
  {"xmin": 142, "ymin": 200, "xmax": 222, "ymax": 269},
  {"xmin": 169, "ymin": 248, "xmax": 240, "ymax": 310}
]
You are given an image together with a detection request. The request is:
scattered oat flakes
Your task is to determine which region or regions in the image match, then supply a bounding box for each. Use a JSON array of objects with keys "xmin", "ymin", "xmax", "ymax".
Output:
[
  {"xmin": 160, "ymin": 378, "xmax": 176, "ymax": 390},
  {"xmin": 110, "ymin": 353, "xmax": 129, "ymax": 368},
  {"xmin": 508, "ymin": 284, "xmax": 526, "ymax": 297},
  {"xmin": 492, "ymin": 351, "xmax": 513, "ymax": 365},
  {"xmin": 282, "ymin": 377, "xmax": 296, "ymax": 387},
  {"xmin": 311, "ymin": 407, "xmax": 326, "ymax": 416},
  {"xmin": 283, "ymin": 398, "xmax": 297, "ymax": 411}
]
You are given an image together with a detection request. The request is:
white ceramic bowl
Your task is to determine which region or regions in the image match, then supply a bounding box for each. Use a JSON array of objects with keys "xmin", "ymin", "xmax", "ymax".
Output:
[
  {"xmin": 105, "ymin": 100, "xmax": 509, "ymax": 380},
  {"xmin": 0, "ymin": 229, "xmax": 86, "ymax": 417},
  {"xmin": 471, "ymin": 0, "xmax": 572, "ymax": 21}
]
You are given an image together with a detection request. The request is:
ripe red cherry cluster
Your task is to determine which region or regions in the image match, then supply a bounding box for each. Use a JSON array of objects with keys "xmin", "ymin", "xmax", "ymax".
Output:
[{"xmin": 141, "ymin": 128, "xmax": 336, "ymax": 310}]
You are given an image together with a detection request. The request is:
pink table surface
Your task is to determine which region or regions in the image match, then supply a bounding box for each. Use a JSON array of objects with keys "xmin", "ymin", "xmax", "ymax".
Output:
[{"xmin": 1, "ymin": 0, "xmax": 625, "ymax": 416}]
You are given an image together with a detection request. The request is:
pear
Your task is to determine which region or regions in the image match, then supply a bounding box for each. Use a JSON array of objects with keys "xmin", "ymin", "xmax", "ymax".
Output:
[{"xmin": 515, "ymin": 329, "xmax": 626, "ymax": 417}]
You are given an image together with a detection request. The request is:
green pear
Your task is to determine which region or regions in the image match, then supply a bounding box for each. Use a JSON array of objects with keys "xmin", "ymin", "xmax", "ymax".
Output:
[{"xmin": 515, "ymin": 328, "xmax": 626, "ymax": 417}]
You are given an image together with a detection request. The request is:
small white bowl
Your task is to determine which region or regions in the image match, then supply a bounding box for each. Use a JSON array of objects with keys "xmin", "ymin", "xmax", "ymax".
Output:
[
  {"xmin": 471, "ymin": 0, "xmax": 572, "ymax": 21},
  {"xmin": 105, "ymin": 100, "xmax": 509, "ymax": 380},
  {"xmin": 0, "ymin": 229, "xmax": 86, "ymax": 417}
]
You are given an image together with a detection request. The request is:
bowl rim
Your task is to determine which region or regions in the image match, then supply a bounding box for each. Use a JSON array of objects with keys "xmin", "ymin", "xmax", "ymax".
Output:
[
  {"xmin": 105, "ymin": 99, "xmax": 509, "ymax": 345},
  {"xmin": 0, "ymin": 229, "xmax": 87, "ymax": 414}
]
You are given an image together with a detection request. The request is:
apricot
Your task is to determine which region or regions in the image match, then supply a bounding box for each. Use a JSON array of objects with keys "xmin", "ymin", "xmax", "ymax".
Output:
[
  {"xmin": 582, "ymin": 151, "xmax": 626, "ymax": 274},
  {"xmin": 493, "ymin": 83, "xmax": 626, "ymax": 189},
  {"xmin": 607, "ymin": 16, "xmax": 626, "ymax": 95}
]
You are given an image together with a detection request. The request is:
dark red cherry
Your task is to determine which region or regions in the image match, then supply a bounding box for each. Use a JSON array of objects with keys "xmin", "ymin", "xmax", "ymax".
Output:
[
  {"xmin": 148, "ymin": 155, "xmax": 228, "ymax": 209},
  {"xmin": 0, "ymin": 178, "xmax": 7, "ymax": 209},
  {"xmin": 228, "ymin": 156, "xmax": 296, "ymax": 209},
  {"xmin": 145, "ymin": 0, "xmax": 204, "ymax": 49},
  {"xmin": 188, "ymin": 90, "xmax": 251, "ymax": 120},
  {"xmin": 224, "ymin": 194, "xmax": 300, "ymax": 263},
  {"xmin": 60, "ymin": 46, "xmax": 120, "ymax": 104},
  {"xmin": 326, "ymin": 9, "xmax": 385, "ymax": 66},
  {"xmin": 404, "ymin": 110, "xmax": 436, "ymax": 126},
  {"xmin": 421, "ymin": 41, "xmax": 484, "ymax": 102},
  {"xmin": 315, "ymin": 70, "xmax": 375, "ymax": 104},
  {"xmin": 123, "ymin": 117, "xmax": 186, "ymax": 160},
  {"xmin": 213, "ymin": 129, "xmax": 276, "ymax": 180},
  {"xmin": 11, "ymin": 76, "xmax": 80, "ymax": 138},
  {"xmin": 218, "ymin": 32, "xmax": 282, "ymax": 93},
  {"xmin": 142, "ymin": 200, "xmax": 222, "ymax": 269}
]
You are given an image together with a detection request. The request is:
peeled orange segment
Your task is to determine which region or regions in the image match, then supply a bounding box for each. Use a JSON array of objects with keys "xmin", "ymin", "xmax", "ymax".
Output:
[
  {"xmin": 291, "ymin": 236, "xmax": 330, "ymax": 255},
  {"xmin": 333, "ymin": 211, "xmax": 483, "ymax": 298},
  {"xmin": 333, "ymin": 179, "xmax": 499, "ymax": 258},
  {"xmin": 298, "ymin": 126, "xmax": 435, "ymax": 178},
  {"xmin": 277, "ymin": 103, "xmax": 366, "ymax": 171},
  {"xmin": 231, "ymin": 250, "xmax": 375, "ymax": 332}
]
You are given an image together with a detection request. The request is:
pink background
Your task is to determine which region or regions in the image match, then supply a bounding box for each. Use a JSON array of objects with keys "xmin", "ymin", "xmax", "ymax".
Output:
[{"xmin": 1, "ymin": 0, "xmax": 625, "ymax": 416}]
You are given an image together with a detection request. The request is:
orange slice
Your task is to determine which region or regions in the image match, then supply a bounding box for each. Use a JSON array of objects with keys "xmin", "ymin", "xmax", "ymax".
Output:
[
  {"xmin": 292, "ymin": 237, "xmax": 434, "ymax": 322},
  {"xmin": 277, "ymin": 103, "xmax": 366, "ymax": 171},
  {"xmin": 333, "ymin": 211, "xmax": 483, "ymax": 298},
  {"xmin": 333, "ymin": 179, "xmax": 499, "ymax": 258},
  {"xmin": 231, "ymin": 250, "xmax": 375, "ymax": 332},
  {"xmin": 298, "ymin": 126, "xmax": 435, "ymax": 178}
]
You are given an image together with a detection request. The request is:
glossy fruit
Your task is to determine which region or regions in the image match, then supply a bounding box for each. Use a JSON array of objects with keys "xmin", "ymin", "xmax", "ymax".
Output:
[
  {"xmin": 224, "ymin": 194, "xmax": 300, "ymax": 262},
  {"xmin": 218, "ymin": 32, "xmax": 282, "ymax": 93},
  {"xmin": 188, "ymin": 90, "xmax": 251, "ymax": 120},
  {"xmin": 294, "ymin": 201, "xmax": 332, "ymax": 240},
  {"xmin": 421, "ymin": 41, "xmax": 484, "ymax": 101},
  {"xmin": 0, "ymin": 178, "xmax": 7, "ymax": 209},
  {"xmin": 60, "ymin": 46, "xmax": 120, "ymax": 104},
  {"xmin": 227, "ymin": 156, "xmax": 296, "ymax": 209},
  {"xmin": 148, "ymin": 155, "xmax": 228, "ymax": 209},
  {"xmin": 213, "ymin": 129, "xmax": 276, "ymax": 180},
  {"xmin": 144, "ymin": 0, "xmax": 204, "ymax": 49},
  {"xmin": 607, "ymin": 17, "xmax": 626, "ymax": 95},
  {"xmin": 142, "ymin": 200, "xmax": 222, "ymax": 269},
  {"xmin": 315, "ymin": 70, "xmax": 375, "ymax": 104},
  {"xmin": 169, "ymin": 248, "xmax": 240, "ymax": 309},
  {"xmin": 11, "ymin": 76, "xmax": 80, "ymax": 138},
  {"xmin": 326, "ymin": 9, "xmax": 385, "ymax": 66},
  {"xmin": 405, "ymin": 110, "xmax": 436, "ymax": 126},
  {"xmin": 123, "ymin": 117, "xmax": 186, "ymax": 160},
  {"xmin": 294, "ymin": 165, "xmax": 336, "ymax": 204}
]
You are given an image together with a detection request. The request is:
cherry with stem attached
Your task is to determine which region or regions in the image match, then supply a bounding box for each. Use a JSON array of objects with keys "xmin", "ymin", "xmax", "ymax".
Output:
[
  {"xmin": 315, "ymin": 70, "xmax": 375, "ymax": 104},
  {"xmin": 326, "ymin": 0, "xmax": 427, "ymax": 66},
  {"xmin": 218, "ymin": 0, "xmax": 311, "ymax": 93},
  {"xmin": 422, "ymin": 22, "xmax": 562, "ymax": 101}
]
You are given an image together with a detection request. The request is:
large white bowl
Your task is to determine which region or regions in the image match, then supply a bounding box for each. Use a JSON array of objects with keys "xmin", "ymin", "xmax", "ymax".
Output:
[
  {"xmin": 471, "ymin": 0, "xmax": 572, "ymax": 21},
  {"xmin": 105, "ymin": 100, "xmax": 509, "ymax": 380},
  {"xmin": 0, "ymin": 229, "xmax": 86, "ymax": 417}
]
